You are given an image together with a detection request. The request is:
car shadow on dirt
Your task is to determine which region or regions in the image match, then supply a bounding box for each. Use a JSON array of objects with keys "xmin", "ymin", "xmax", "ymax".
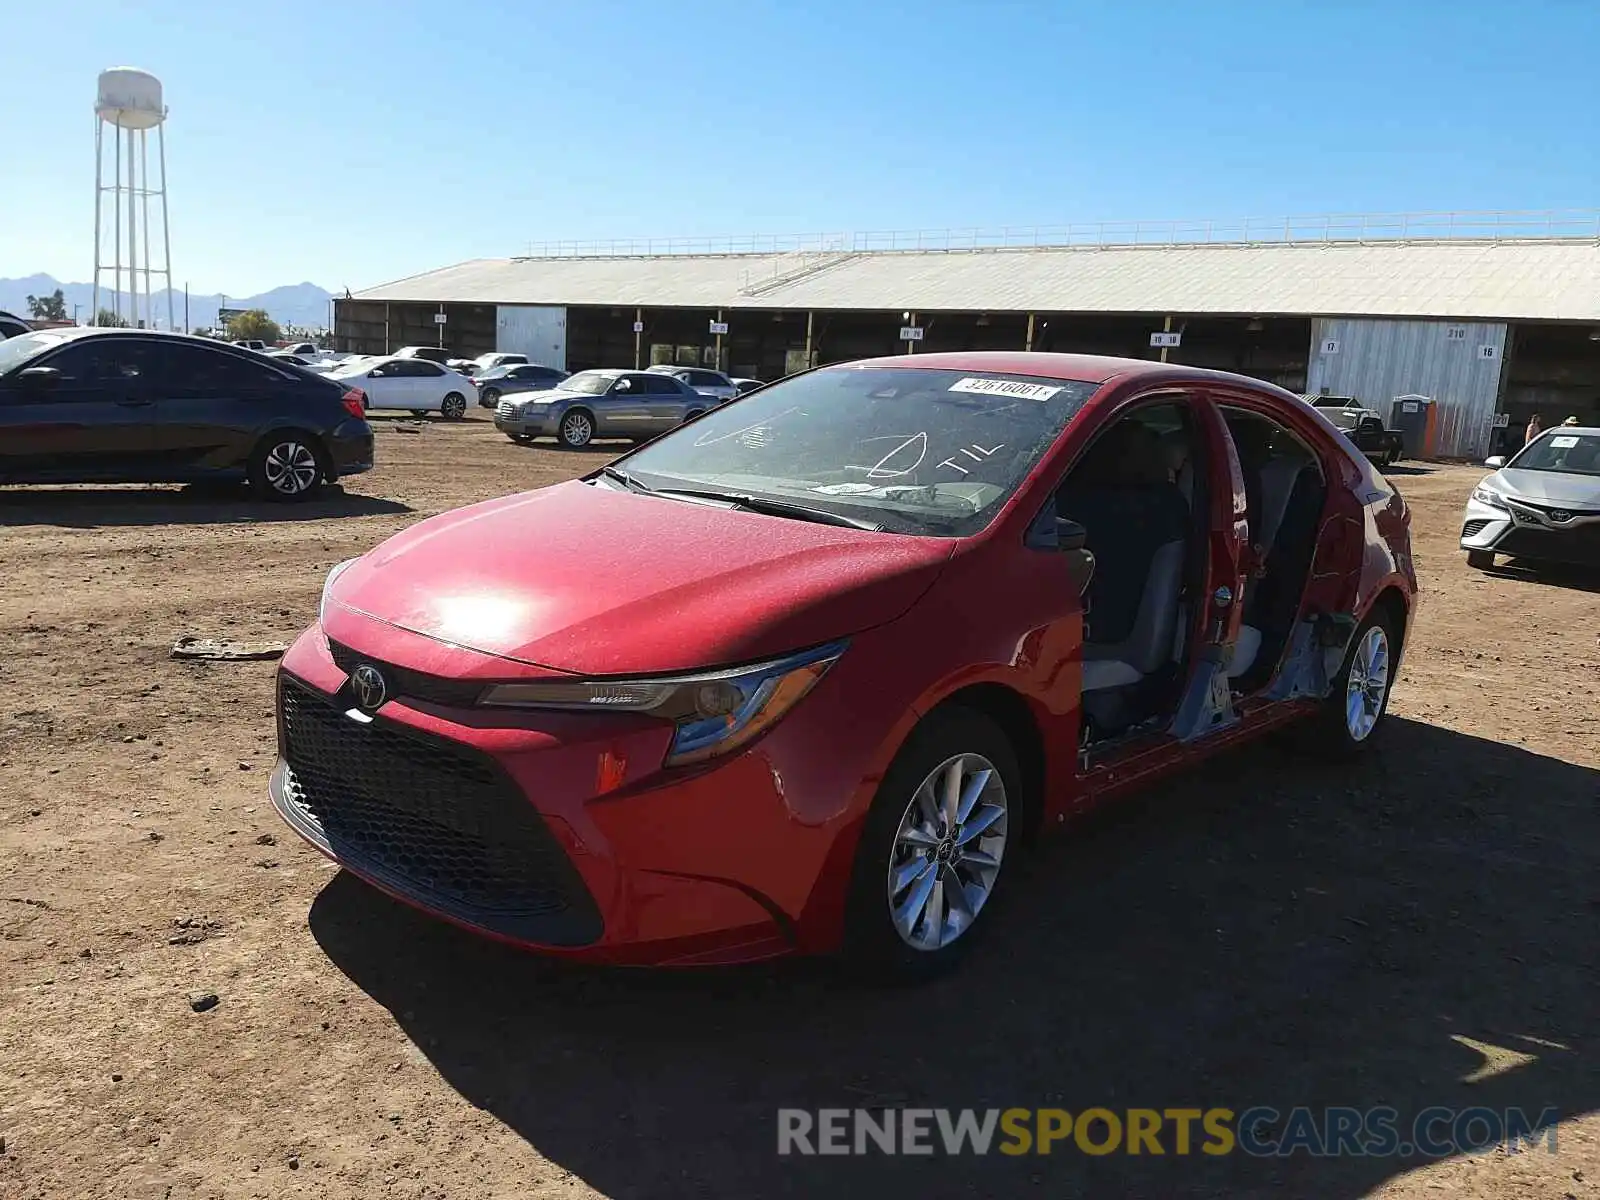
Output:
[
  {"xmin": 0, "ymin": 484, "xmax": 411, "ymax": 528},
  {"xmin": 1490, "ymin": 559, "xmax": 1600, "ymax": 595},
  {"xmin": 310, "ymin": 717, "xmax": 1597, "ymax": 1199}
]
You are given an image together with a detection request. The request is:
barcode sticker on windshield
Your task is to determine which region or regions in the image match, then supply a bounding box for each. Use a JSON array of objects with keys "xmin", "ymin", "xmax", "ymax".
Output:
[
  {"xmin": 1550, "ymin": 435, "xmax": 1580, "ymax": 448},
  {"xmin": 948, "ymin": 377, "xmax": 1062, "ymax": 402}
]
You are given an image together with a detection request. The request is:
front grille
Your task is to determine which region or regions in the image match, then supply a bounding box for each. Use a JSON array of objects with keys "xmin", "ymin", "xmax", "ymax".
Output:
[
  {"xmin": 1462, "ymin": 518, "xmax": 1491, "ymax": 539},
  {"xmin": 277, "ymin": 677, "xmax": 601, "ymax": 945},
  {"xmin": 327, "ymin": 639, "xmax": 485, "ymax": 708},
  {"xmin": 496, "ymin": 399, "xmax": 516, "ymax": 418},
  {"xmin": 1511, "ymin": 499, "xmax": 1600, "ymax": 521},
  {"xmin": 1495, "ymin": 524, "xmax": 1600, "ymax": 566}
]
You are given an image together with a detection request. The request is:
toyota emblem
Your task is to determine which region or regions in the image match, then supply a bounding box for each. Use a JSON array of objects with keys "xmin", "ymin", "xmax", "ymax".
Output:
[
  {"xmin": 1548, "ymin": 509, "xmax": 1572, "ymax": 523},
  {"xmin": 350, "ymin": 664, "xmax": 388, "ymax": 711}
]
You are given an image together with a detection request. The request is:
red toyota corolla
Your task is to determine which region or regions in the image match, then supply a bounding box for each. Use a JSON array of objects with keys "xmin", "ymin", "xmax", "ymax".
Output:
[{"xmin": 271, "ymin": 352, "xmax": 1416, "ymax": 978}]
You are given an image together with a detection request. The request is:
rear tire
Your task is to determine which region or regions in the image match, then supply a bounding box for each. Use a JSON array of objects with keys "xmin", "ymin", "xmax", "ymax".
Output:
[
  {"xmin": 410, "ymin": 409, "xmax": 429, "ymax": 417},
  {"xmin": 247, "ymin": 433, "xmax": 323, "ymax": 502},
  {"xmin": 1297, "ymin": 607, "xmax": 1398, "ymax": 760},
  {"xmin": 482, "ymin": 387, "xmax": 501, "ymax": 406},
  {"xmin": 1466, "ymin": 549, "xmax": 1495, "ymax": 570},
  {"xmin": 840, "ymin": 707, "xmax": 1022, "ymax": 984},
  {"xmin": 441, "ymin": 393, "xmax": 467, "ymax": 420}
]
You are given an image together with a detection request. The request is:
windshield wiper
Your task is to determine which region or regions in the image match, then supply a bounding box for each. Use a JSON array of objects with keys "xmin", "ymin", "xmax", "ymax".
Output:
[
  {"xmin": 651, "ymin": 486, "xmax": 884, "ymax": 532},
  {"xmin": 599, "ymin": 465, "xmax": 652, "ymax": 493}
]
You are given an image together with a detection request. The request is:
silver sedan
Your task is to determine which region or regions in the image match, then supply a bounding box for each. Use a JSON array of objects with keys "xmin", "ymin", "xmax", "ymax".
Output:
[
  {"xmin": 493, "ymin": 368, "xmax": 713, "ymax": 448},
  {"xmin": 1461, "ymin": 427, "xmax": 1600, "ymax": 569}
]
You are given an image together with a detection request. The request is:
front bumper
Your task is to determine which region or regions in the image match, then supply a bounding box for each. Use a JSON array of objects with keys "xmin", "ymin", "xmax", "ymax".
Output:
[
  {"xmin": 1461, "ymin": 494, "xmax": 1600, "ymax": 566},
  {"xmin": 268, "ymin": 625, "xmax": 883, "ymax": 965},
  {"xmin": 492, "ymin": 401, "xmax": 558, "ymax": 437}
]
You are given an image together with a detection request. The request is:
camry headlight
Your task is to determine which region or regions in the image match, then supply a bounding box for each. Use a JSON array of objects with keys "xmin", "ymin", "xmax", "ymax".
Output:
[
  {"xmin": 319, "ymin": 558, "xmax": 359, "ymax": 627},
  {"xmin": 480, "ymin": 641, "xmax": 846, "ymax": 766},
  {"xmin": 1471, "ymin": 483, "xmax": 1508, "ymax": 509}
]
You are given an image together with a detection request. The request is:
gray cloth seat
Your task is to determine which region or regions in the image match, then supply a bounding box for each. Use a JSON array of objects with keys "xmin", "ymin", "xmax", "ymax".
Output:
[{"xmin": 1058, "ymin": 421, "xmax": 1192, "ymax": 694}]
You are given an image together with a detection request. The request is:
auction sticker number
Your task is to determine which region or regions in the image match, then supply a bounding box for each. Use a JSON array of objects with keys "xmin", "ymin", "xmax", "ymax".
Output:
[{"xmin": 948, "ymin": 377, "xmax": 1062, "ymax": 402}]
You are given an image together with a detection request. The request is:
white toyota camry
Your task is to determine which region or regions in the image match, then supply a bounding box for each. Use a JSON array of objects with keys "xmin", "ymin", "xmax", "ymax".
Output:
[{"xmin": 1461, "ymin": 427, "xmax": 1600, "ymax": 570}]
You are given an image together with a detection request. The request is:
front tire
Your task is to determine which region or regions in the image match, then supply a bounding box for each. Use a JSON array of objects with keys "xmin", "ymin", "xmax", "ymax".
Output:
[
  {"xmin": 248, "ymin": 433, "xmax": 323, "ymax": 502},
  {"xmin": 1300, "ymin": 607, "xmax": 1398, "ymax": 759},
  {"xmin": 841, "ymin": 707, "xmax": 1021, "ymax": 983},
  {"xmin": 558, "ymin": 410, "xmax": 595, "ymax": 448},
  {"xmin": 441, "ymin": 393, "xmax": 467, "ymax": 420},
  {"xmin": 1466, "ymin": 549, "xmax": 1495, "ymax": 570}
]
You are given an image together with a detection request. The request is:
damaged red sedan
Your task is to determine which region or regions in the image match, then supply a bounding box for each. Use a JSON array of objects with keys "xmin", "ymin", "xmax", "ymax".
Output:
[{"xmin": 271, "ymin": 352, "xmax": 1416, "ymax": 978}]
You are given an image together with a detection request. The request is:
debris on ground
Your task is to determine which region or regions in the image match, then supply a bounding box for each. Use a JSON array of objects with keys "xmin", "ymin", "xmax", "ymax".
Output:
[
  {"xmin": 188, "ymin": 992, "xmax": 219, "ymax": 1013},
  {"xmin": 170, "ymin": 636, "xmax": 287, "ymax": 662}
]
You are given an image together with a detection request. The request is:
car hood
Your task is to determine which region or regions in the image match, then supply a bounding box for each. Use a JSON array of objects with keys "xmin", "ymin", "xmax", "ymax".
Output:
[
  {"xmin": 1493, "ymin": 468, "xmax": 1600, "ymax": 507},
  {"xmin": 328, "ymin": 480, "xmax": 954, "ymax": 675}
]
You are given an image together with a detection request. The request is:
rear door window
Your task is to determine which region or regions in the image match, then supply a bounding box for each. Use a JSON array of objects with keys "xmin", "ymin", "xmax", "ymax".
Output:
[{"xmin": 160, "ymin": 342, "xmax": 285, "ymax": 397}]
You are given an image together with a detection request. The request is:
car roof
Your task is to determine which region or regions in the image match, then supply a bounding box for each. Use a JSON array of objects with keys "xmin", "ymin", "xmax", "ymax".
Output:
[
  {"xmin": 855, "ymin": 350, "xmax": 1303, "ymax": 395},
  {"xmin": 1538, "ymin": 425, "xmax": 1600, "ymax": 436}
]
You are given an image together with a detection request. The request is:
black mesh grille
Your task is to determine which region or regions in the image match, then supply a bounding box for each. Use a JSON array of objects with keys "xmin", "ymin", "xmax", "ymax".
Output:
[
  {"xmin": 277, "ymin": 676, "xmax": 601, "ymax": 945},
  {"xmin": 327, "ymin": 639, "xmax": 485, "ymax": 708},
  {"xmin": 1462, "ymin": 518, "xmax": 1490, "ymax": 538},
  {"xmin": 1496, "ymin": 525, "xmax": 1600, "ymax": 566}
]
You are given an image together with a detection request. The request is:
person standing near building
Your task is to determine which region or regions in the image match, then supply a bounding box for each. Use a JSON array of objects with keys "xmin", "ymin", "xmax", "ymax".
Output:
[{"xmin": 1525, "ymin": 413, "xmax": 1545, "ymax": 446}]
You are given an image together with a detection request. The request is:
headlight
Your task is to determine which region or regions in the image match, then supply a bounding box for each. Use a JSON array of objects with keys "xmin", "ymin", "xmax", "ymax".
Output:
[
  {"xmin": 1471, "ymin": 483, "xmax": 1508, "ymax": 509},
  {"xmin": 319, "ymin": 558, "xmax": 359, "ymax": 627},
  {"xmin": 479, "ymin": 641, "xmax": 846, "ymax": 766}
]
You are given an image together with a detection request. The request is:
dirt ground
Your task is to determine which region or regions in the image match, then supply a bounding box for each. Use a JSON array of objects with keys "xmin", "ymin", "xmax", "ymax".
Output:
[{"xmin": 1, "ymin": 412, "xmax": 1595, "ymax": 1200}]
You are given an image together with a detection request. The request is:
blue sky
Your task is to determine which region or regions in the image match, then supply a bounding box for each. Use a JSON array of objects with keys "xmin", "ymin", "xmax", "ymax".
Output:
[{"xmin": 4, "ymin": 0, "xmax": 1598, "ymax": 294}]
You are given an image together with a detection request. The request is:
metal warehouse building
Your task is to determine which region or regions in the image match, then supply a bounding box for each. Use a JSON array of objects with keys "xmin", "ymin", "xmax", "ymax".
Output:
[{"xmin": 334, "ymin": 211, "xmax": 1600, "ymax": 458}]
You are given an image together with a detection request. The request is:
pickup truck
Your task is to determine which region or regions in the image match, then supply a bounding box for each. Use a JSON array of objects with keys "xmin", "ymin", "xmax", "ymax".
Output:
[{"xmin": 1303, "ymin": 395, "xmax": 1406, "ymax": 466}]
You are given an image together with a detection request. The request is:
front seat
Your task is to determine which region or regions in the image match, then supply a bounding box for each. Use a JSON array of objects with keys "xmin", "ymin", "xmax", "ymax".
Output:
[{"xmin": 1058, "ymin": 423, "xmax": 1191, "ymax": 692}]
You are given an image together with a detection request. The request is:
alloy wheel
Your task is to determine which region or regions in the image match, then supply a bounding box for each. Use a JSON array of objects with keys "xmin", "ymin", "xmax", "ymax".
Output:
[
  {"xmin": 885, "ymin": 752, "xmax": 1009, "ymax": 952},
  {"xmin": 561, "ymin": 412, "xmax": 593, "ymax": 447},
  {"xmin": 263, "ymin": 440, "xmax": 318, "ymax": 496},
  {"xmin": 1345, "ymin": 625, "xmax": 1391, "ymax": 741},
  {"xmin": 442, "ymin": 393, "xmax": 467, "ymax": 420}
]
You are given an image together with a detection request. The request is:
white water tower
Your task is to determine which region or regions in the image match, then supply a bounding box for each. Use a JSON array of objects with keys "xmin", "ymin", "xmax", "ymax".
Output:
[{"xmin": 92, "ymin": 68, "xmax": 174, "ymax": 330}]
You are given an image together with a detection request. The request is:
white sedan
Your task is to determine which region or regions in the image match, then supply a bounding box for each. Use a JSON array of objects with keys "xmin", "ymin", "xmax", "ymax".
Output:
[{"xmin": 326, "ymin": 356, "xmax": 474, "ymax": 419}]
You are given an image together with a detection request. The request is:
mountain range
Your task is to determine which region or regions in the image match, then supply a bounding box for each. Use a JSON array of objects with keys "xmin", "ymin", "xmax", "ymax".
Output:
[{"xmin": 0, "ymin": 275, "xmax": 336, "ymax": 331}]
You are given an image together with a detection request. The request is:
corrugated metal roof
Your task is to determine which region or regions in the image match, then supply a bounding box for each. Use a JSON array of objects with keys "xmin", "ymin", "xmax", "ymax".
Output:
[{"xmin": 353, "ymin": 241, "xmax": 1600, "ymax": 322}]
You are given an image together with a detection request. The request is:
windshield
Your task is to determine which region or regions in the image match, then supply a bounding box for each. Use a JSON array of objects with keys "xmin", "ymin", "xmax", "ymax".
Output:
[
  {"xmin": 617, "ymin": 365, "xmax": 1099, "ymax": 536},
  {"xmin": 329, "ymin": 359, "xmax": 378, "ymax": 377},
  {"xmin": 561, "ymin": 371, "xmax": 619, "ymax": 395},
  {"xmin": 0, "ymin": 331, "xmax": 75, "ymax": 374},
  {"xmin": 1510, "ymin": 431, "xmax": 1600, "ymax": 477}
]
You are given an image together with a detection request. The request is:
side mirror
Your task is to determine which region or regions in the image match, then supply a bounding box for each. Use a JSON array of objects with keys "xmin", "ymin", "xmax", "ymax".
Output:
[
  {"xmin": 1055, "ymin": 517, "xmax": 1088, "ymax": 551},
  {"xmin": 613, "ymin": 379, "xmax": 631, "ymax": 392},
  {"xmin": 1483, "ymin": 455, "xmax": 1506, "ymax": 469},
  {"xmin": 1055, "ymin": 518, "xmax": 1095, "ymax": 597},
  {"xmin": 369, "ymin": 368, "xmax": 385, "ymax": 378},
  {"xmin": 17, "ymin": 366, "xmax": 62, "ymax": 390}
]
